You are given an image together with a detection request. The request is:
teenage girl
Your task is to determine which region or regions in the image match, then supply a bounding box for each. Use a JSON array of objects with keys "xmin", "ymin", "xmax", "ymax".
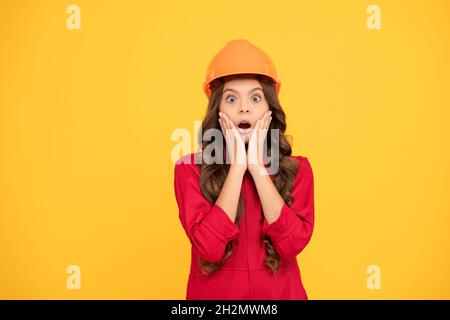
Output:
[{"xmin": 174, "ymin": 39, "xmax": 315, "ymax": 300}]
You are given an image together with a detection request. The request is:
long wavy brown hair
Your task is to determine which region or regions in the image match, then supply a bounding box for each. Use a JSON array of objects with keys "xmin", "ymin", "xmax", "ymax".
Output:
[{"xmin": 196, "ymin": 73, "xmax": 300, "ymax": 276}]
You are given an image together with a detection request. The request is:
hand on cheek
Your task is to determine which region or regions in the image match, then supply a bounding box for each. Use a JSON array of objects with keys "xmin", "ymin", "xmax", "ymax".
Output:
[
  {"xmin": 247, "ymin": 110, "xmax": 272, "ymax": 175},
  {"xmin": 218, "ymin": 112, "xmax": 247, "ymax": 174}
]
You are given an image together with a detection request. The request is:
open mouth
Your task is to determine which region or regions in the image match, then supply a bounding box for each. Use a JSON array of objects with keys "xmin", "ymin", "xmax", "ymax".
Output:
[{"xmin": 238, "ymin": 121, "xmax": 251, "ymax": 129}]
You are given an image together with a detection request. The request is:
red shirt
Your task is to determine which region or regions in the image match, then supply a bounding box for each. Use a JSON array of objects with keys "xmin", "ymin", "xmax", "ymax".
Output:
[{"xmin": 174, "ymin": 152, "xmax": 315, "ymax": 300}]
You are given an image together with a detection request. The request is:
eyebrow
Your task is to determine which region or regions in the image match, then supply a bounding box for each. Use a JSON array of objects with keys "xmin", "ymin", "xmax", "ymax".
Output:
[{"xmin": 223, "ymin": 87, "xmax": 263, "ymax": 94}]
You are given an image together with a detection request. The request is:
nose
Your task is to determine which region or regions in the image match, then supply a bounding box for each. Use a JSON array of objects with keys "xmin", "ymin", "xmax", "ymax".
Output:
[{"xmin": 239, "ymin": 104, "xmax": 250, "ymax": 114}]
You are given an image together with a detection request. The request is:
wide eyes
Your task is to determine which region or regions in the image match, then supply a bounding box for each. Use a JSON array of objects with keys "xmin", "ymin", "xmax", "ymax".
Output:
[
  {"xmin": 225, "ymin": 95, "xmax": 237, "ymax": 103},
  {"xmin": 225, "ymin": 94, "xmax": 262, "ymax": 103}
]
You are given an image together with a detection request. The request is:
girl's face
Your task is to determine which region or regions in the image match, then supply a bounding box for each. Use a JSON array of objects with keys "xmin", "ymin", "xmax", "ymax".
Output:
[{"xmin": 218, "ymin": 78, "xmax": 270, "ymax": 144}]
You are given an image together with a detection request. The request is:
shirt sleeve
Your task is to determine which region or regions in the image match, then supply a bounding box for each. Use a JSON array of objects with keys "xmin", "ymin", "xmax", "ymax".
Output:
[
  {"xmin": 174, "ymin": 160, "xmax": 240, "ymax": 264},
  {"xmin": 261, "ymin": 156, "xmax": 315, "ymax": 261}
]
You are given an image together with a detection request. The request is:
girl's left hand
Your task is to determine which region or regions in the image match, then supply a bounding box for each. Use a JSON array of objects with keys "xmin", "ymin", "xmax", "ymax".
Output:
[{"xmin": 247, "ymin": 110, "xmax": 272, "ymax": 176}]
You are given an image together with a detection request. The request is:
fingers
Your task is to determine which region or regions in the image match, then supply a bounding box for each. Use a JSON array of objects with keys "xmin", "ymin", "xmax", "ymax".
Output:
[
  {"xmin": 267, "ymin": 111, "xmax": 272, "ymax": 129},
  {"xmin": 262, "ymin": 110, "xmax": 272, "ymax": 129},
  {"xmin": 219, "ymin": 112, "xmax": 247, "ymax": 165},
  {"xmin": 219, "ymin": 112, "xmax": 233, "ymax": 142},
  {"xmin": 219, "ymin": 112, "xmax": 232, "ymax": 162},
  {"xmin": 220, "ymin": 112, "xmax": 245, "ymax": 147},
  {"xmin": 218, "ymin": 112, "xmax": 233, "ymax": 130},
  {"xmin": 218, "ymin": 117, "xmax": 226, "ymax": 134},
  {"xmin": 218, "ymin": 112, "xmax": 228, "ymax": 131},
  {"xmin": 259, "ymin": 110, "xmax": 272, "ymax": 129},
  {"xmin": 252, "ymin": 110, "xmax": 272, "ymax": 137},
  {"xmin": 219, "ymin": 112, "xmax": 231, "ymax": 128},
  {"xmin": 219, "ymin": 112, "xmax": 234, "ymax": 137},
  {"xmin": 257, "ymin": 111, "xmax": 271, "ymax": 165},
  {"xmin": 218, "ymin": 118, "xmax": 229, "ymax": 144}
]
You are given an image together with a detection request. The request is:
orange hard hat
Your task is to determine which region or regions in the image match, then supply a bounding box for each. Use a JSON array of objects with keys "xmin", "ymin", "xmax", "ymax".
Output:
[{"xmin": 203, "ymin": 39, "xmax": 281, "ymax": 98}]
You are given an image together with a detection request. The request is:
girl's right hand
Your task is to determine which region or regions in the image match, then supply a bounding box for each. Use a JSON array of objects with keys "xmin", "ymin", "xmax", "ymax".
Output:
[{"xmin": 218, "ymin": 112, "xmax": 247, "ymax": 175}]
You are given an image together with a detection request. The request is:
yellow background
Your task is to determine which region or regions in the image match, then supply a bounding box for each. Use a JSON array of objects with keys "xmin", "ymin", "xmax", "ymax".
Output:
[{"xmin": 1, "ymin": 0, "xmax": 449, "ymax": 299}]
